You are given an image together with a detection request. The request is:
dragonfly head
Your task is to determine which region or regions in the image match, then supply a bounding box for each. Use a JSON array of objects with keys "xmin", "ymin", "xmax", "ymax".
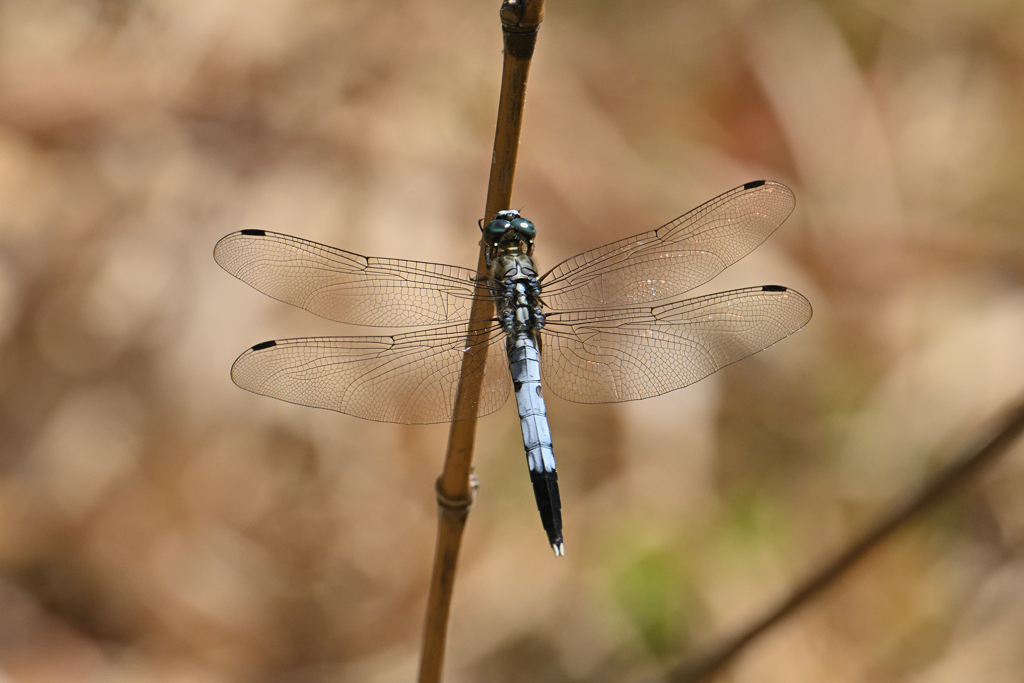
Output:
[{"xmin": 483, "ymin": 210, "xmax": 536, "ymax": 255}]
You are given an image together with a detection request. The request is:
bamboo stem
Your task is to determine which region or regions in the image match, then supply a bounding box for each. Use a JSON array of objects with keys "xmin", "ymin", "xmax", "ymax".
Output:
[
  {"xmin": 667, "ymin": 394, "xmax": 1024, "ymax": 683},
  {"xmin": 417, "ymin": 3, "xmax": 545, "ymax": 682}
]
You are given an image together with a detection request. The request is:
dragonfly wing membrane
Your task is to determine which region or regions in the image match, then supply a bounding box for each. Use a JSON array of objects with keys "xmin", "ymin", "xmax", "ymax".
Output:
[
  {"xmin": 214, "ymin": 230, "xmax": 486, "ymax": 327},
  {"xmin": 540, "ymin": 286, "xmax": 811, "ymax": 403},
  {"xmin": 231, "ymin": 324, "xmax": 511, "ymax": 424},
  {"xmin": 542, "ymin": 181, "xmax": 795, "ymax": 310}
]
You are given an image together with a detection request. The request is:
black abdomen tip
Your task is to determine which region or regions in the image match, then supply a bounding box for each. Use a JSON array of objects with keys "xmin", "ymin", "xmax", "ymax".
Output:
[
  {"xmin": 251, "ymin": 340, "xmax": 277, "ymax": 351},
  {"xmin": 744, "ymin": 180, "xmax": 767, "ymax": 189},
  {"xmin": 762, "ymin": 284, "xmax": 787, "ymax": 292},
  {"xmin": 240, "ymin": 229, "xmax": 266, "ymax": 236}
]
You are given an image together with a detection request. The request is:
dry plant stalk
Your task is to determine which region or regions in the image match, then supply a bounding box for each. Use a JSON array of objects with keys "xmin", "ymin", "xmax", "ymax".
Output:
[
  {"xmin": 669, "ymin": 393, "xmax": 1024, "ymax": 683},
  {"xmin": 418, "ymin": 2, "xmax": 545, "ymax": 681}
]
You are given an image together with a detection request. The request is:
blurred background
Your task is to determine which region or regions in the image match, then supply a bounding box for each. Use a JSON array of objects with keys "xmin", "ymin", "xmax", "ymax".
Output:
[{"xmin": 1, "ymin": 0, "xmax": 1024, "ymax": 681}]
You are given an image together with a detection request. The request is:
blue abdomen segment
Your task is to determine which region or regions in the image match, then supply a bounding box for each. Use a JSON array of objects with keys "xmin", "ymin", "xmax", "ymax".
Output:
[{"xmin": 508, "ymin": 333, "xmax": 564, "ymax": 556}]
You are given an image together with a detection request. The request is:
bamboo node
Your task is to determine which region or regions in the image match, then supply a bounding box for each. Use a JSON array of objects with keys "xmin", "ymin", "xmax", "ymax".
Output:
[{"xmin": 435, "ymin": 474, "xmax": 478, "ymax": 511}]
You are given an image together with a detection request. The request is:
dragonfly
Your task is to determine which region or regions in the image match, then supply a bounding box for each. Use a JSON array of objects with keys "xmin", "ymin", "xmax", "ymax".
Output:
[{"xmin": 214, "ymin": 180, "xmax": 811, "ymax": 556}]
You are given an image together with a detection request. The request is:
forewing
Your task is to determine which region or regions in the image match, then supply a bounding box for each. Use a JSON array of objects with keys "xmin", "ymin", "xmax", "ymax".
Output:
[
  {"xmin": 231, "ymin": 324, "xmax": 510, "ymax": 424},
  {"xmin": 541, "ymin": 181, "xmax": 795, "ymax": 309},
  {"xmin": 540, "ymin": 286, "xmax": 811, "ymax": 403},
  {"xmin": 214, "ymin": 230, "xmax": 486, "ymax": 327}
]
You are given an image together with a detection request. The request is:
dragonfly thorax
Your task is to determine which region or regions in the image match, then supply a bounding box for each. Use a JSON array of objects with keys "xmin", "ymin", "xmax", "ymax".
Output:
[
  {"xmin": 490, "ymin": 251, "xmax": 537, "ymax": 281},
  {"xmin": 493, "ymin": 254, "xmax": 545, "ymax": 337}
]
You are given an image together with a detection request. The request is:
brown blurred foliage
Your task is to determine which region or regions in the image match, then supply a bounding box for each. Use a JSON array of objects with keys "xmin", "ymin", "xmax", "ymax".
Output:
[{"xmin": 2, "ymin": 0, "xmax": 1024, "ymax": 681}]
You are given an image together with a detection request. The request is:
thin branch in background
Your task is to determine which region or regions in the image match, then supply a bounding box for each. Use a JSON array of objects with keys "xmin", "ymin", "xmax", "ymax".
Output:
[
  {"xmin": 418, "ymin": 2, "xmax": 546, "ymax": 682},
  {"xmin": 666, "ymin": 393, "xmax": 1024, "ymax": 683}
]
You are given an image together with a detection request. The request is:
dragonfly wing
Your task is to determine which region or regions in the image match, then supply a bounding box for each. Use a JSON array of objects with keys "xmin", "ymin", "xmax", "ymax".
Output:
[
  {"xmin": 540, "ymin": 286, "xmax": 811, "ymax": 403},
  {"xmin": 541, "ymin": 181, "xmax": 795, "ymax": 309},
  {"xmin": 231, "ymin": 324, "xmax": 510, "ymax": 424},
  {"xmin": 214, "ymin": 230, "xmax": 486, "ymax": 327}
]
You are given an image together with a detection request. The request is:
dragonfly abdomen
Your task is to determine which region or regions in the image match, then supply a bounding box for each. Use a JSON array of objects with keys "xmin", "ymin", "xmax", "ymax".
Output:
[{"xmin": 508, "ymin": 332, "xmax": 564, "ymax": 556}]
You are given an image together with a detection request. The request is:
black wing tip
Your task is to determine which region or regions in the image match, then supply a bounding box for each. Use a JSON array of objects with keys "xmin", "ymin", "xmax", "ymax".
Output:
[
  {"xmin": 743, "ymin": 179, "xmax": 767, "ymax": 190},
  {"xmin": 240, "ymin": 229, "xmax": 266, "ymax": 236},
  {"xmin": 250, "ymin": 340, "xmax": 277, "ymax": 351},
  {"xmin": 762, "ymin": 284, "xmax": 788, "ymax": 292}
]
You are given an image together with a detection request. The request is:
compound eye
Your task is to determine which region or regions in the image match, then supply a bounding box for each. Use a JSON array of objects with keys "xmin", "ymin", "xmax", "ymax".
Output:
[
  {"xmin": 483, "ymin": 219, "xmax": 512, "ymax": 243},
  {"xmin": 512, "ymin": 217, "xmax": 535, "ymax": 239}
]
